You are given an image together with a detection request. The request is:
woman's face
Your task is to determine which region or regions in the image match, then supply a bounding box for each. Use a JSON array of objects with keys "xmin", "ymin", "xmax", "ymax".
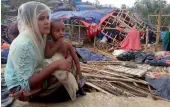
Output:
[{"xmin": 38, "ymin": 10, "xmax": 50, "ymax": 35}]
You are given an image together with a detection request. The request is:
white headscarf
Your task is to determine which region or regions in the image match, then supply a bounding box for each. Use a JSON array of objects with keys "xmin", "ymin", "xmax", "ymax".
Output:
[{"xmin": 17, "ymin": 1, "xmax": 51, "ymax": 62}]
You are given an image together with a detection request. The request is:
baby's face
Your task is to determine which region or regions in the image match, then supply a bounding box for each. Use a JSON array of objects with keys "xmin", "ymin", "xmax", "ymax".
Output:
[{"xmin": 51, "ymin": 21, "xmax": 64, "ymax": 41}]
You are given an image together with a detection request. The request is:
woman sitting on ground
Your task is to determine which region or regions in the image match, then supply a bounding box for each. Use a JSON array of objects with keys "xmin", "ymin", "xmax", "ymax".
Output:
[{"xmin": 4, "ymin": 1, "xmax": 81, "ymax": 102}]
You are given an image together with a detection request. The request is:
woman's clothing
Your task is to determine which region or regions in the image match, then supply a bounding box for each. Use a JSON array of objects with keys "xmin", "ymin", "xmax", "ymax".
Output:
[
  {"xmin": 4, "ymin": 1, "xmax": 78, "ymax": 103},
  {"xmin": 5, "ymin": 31, "xmax": 40, "ymax": 91},
  {"xmin": 9, "ymin": 76, "xmax": 70, "ymax": 102},
  {"xmin": 4, "ymin": 31, "xmax": 70, "ymax": 102},
  {"xmin": 5, "ymin": 31, "xmax": 85, "ymax": 102},
  {"xmin": 44, "ymin": 53, "xmax": 78, "ymax": 101}
]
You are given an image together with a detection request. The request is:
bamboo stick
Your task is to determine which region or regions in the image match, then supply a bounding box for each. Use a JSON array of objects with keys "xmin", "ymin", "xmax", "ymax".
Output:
[
  {"xmin": 85, "ymin": 82, "xmax": 112, "ymax": 95},
  {"xmin": 110, "ymin": 81, "xmax": 150, "ymax": 97},
  {"xmin": 155, "ymin": 11, "xmax": 161, "ymax": 51},
  {"xmin": 91, "ymin": 81, "xmax": 124, "ymax": 96},
  {"xmin": 81, "ymin": 67, "xmax": 132, "ymax": 79},
  {"xmin": 106, "ymin": 81, "xmax": 136, "ymax": 97},
  {"xmin": 83, "ymin": 73, "xmax": 149, "ymax": 85},
  {"xmin": 81, "ymin": 65, "xmax": 138, "ymax": 78},
  {"xmin": 145, "ymin": 28, "xmax": 149, "ymax": 51},
  {"xmin": 86, "ymin": 61, "xmax": 123, "ymax": 64}
]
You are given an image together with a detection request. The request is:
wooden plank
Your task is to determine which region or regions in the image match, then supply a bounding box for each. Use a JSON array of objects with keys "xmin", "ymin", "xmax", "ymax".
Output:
[
  {"xmin": 85, "ymin": 82, "xmax": 112, "ymax": 95},
  {"xmin": 145, "ymin": 28, "xmax": 149, "ymax": 51},
  {"xmin": 155, "ymin": 11, "xmax": 161, "ymax": 51},
  {"xmin": 136, "ymin": 70, "xmax": 148, "ymax": 77},
  {"xmin": 124, "ymin": 69, "xmax": 133, "ymax": 74},
  {"xmin": 107, "ymin": 65, "xmax": 130, "ymax": 73},
  {"xmin": 106, "ymin": 65, "xmax": 150, "ymax": 77},
  {"xmin": 110, "ymin": 15, "xmax": 132, "ymax": 29},
  {"xmin": 83, "ymin": 73, "xmax": 149, "ymax": 85},
  {"xmin": 149, "ymin": 15, "xmax": 170, "ymax": 17},
  {"xmin": 127, "ymin": 69, "xmax": 137, "ymax": 75}
]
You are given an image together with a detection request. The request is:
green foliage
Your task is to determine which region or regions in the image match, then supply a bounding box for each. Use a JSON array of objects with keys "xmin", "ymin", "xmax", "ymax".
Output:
[{"xmin": 133, "ymin": 0, "xmax": 170, "ymax": 30}]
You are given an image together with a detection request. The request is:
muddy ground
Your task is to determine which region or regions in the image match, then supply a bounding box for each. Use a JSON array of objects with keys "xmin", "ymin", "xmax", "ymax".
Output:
[{"xmin": 11, "ymin": 92, "xmax": 170, "ymax": 107}]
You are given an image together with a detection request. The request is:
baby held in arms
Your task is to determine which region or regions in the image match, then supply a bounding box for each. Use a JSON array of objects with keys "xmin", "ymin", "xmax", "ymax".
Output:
[{"xmin": 45, "ymin": 19, "xmax": 86, "ymax": 96}]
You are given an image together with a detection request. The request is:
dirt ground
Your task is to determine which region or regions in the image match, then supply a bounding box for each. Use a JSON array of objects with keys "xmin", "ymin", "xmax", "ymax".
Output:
[{"xmin": 11, "ymin": 92, "xmax": 170, "ymax": 107}]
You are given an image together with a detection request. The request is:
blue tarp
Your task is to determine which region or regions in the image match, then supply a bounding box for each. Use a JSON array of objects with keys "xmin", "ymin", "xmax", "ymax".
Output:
[
  {"xmin": 160, "ymin": 31, "xmax": 167, "ymax": 40},
  {"xmin": 1, "ymin": 49, "xmax": 9, "ymax": 64},
  {"xmin": 163, "ymin": 32, "xmax": 170, "ymax": 51},
  {"xmin": 73, "ymin": 1, "xmax": 85, "ymax": 6},
  {"xmin": 53, "ymin": 6, "xmax": 72, "ymax": 12},
  {"xmin": 146, "ymin": 77, "xmax": 170, "ymax": 100},
  {"xmin": 76, "ymin": 48, "xmax": 112, "ymax": 62},
  {"xmin": 51, "ymin": 9, "xmax": 114, "ymax": 23}
]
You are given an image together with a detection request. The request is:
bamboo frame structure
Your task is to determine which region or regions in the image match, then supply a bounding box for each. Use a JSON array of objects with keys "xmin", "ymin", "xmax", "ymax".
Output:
[
  {"xmin": 148, "ymin": 14, "xmax": 170, "ymax": 51},
  {"xmin": 63, "ymin": 21, "xmax": 87, "ymax": 47},
  {"xmin": 95, "ymin": 9, "xmax": 153, "ymax": 51}
]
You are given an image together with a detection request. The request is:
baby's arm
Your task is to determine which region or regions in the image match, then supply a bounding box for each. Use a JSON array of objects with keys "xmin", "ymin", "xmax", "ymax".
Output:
[
  {"xmin": 45, "ymin": 40, "xmax": 60, "ymax": 58},
  {"xmin": 67, "ymin": 41, "xmax": 81, "ymax": 75}
]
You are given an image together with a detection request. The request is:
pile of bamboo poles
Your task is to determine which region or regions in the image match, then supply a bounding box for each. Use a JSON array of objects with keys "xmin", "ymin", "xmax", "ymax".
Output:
[{"xmin": 80, "ymin": 61, "xmax": 153, "ymax": 97}]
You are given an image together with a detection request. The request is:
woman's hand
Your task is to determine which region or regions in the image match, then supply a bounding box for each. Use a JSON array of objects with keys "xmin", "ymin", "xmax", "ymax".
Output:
[{"xmin": 57, "ymin": 58, "xmax": 72, "ymax": 72}]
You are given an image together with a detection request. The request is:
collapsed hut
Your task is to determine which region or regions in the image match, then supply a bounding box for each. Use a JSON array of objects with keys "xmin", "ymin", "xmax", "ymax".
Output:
[{"xmin": 51, "ymin": 9, "xmax": 157, "ymax": 51}]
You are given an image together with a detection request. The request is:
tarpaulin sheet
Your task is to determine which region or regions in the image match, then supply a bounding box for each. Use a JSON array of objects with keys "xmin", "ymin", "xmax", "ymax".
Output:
[
  {"xmin": 121, "ymin": 27, "xmax": 141, "ymax": 51},
  {"xmin": 51, "ymin": 9, "xmax": 114, "ymax": 23},
  {"xmin": 163, "ymin": 32, "xmax": 170, "ymax": 51},
  {"xmin": 1, "ymin": 49, "xmax": 9, "ymax": 64},
  {"xmin": 75, "ymin": 48, "xmax": 112, "ymax": 62},
  {"xmin": 117, "ymin": 51, "xmax": 170, "ymax": 67},
  {"xmin": 75, "ymin": 5, "xmax": 97, "ymax": 11},
  {"xmin": 146, "ymin": 77, "xmax": 170, "ymax": 100}
]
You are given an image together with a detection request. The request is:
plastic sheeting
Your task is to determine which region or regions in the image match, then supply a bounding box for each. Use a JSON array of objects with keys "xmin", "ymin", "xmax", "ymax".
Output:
[
  {"xmin": 75, "ymin": 48, "xmax": 112, "ymax": 62},
  {"xmin": 146, "ymin": 77, "xmax": 170, "ymax": 100},
  {"xmin": 163, "ymin": 32, "xmax": 170, "ymax": 51},
  {"xmin": 53, "ymin": 6, "xmax": 72, "ymax": 12},
  {"xmin": 121, "ymin": 27, "xmax": 141, "ymax": 51},
  {"xmin": 75, "ymin": 5, "xmax": 97, "ymax": 11},
  {"xmin": 116, "ymin": 51, "xmax": 170, "ymax": 67},
  {"xmin": 51, "ymin": 9, "xmax": 114, "ymax": 23},
  {"xmin": 1, "ymin": 49, "xmax": 9, "ymax": 64}
]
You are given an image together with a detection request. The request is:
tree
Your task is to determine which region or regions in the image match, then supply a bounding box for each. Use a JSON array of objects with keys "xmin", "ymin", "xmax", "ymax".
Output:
[
  {"xmin": 1, "ymin": 3, "xmax": 7, "ymax": 21},
  {"xmin": 121, "ymin": 4, "xmax": 127, "ymax": 10},
  {"xmin": 133, "ymin": 0, "xmax": 170, "ymax": 30},
  {"xmin": 9, "ymin": 0, "xmax": 44, "ymax": 9}
]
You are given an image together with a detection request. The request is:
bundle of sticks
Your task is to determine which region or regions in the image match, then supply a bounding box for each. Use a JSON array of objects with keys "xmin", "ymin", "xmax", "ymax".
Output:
[{"xmin": 80, "ymin": 61, "xmax": 169, "ymax": 101}]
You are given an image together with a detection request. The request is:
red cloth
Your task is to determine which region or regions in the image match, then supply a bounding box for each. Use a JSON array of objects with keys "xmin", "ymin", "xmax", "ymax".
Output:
[
  {"xmin": 87, "ymin": 24, "xmax": 101, "ymax": 38},
  {"xmin": 121, "ymin": 27, "xmax": 141, "ymax": 51},
  {"xmin": 79, "ymin": 20, "xmax": 101, "ymax": 38},
  {"xmin": 1, "ymin": 43, "xmax": 10, "ymax": 49}
]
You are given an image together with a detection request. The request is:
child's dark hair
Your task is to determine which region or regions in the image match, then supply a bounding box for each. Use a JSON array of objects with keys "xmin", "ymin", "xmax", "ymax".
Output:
[
  {"xmin": 50, "ymin": 19, "xmax": 64, "ymax": 32},
  {"xmin": 51, "ymin": 18, "xmax": 63, "ymax": 23}
]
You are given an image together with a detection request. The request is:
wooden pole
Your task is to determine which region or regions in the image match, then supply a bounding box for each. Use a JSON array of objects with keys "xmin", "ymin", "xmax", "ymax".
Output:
[
  {"xmin": 145, "ymin": 28, "xmax": 149, "ymax": 51},
  {"xmin": 78, "ymin": 25, "xmax": 81, "ymax": 44},
  {"xmin": 155, "ymin": 11, "xmax": 161, "ymax": 51},
  {"xmin": 68, "ymin": 21, "xmax": 72, "ymax": 40},
  {"xmin": 94, "ymin": 35, "xmax": 96, "ymax": 50}
]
